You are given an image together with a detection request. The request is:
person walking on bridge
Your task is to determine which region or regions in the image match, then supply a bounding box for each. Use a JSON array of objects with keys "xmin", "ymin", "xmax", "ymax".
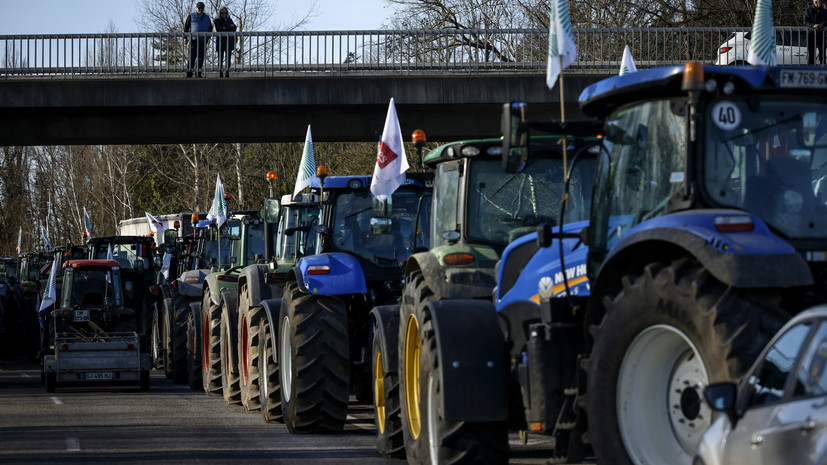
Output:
[
  {"xmin": 805, "ymin": 0, "xmax": 827, "ymax": 65},
  {"xmin": 214, "ymin": 6, "xmax": 237, "ymax": 78},
  {"xmin": 184, "ymin": 1, "xmax": 213, "ymax": 77}
]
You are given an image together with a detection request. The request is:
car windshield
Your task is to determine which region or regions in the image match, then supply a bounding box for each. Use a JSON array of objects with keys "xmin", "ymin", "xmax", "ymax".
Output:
[
  {"xmin": 703, "ymin": 96, "xmax": 827, "ymax": 239},
  {"xmin": 331, "ymin": 188, "xmax": 423, "ymax": 267},
  {"xmin": 61, "ymin": 268, "xmax": 123, "ymax": 308},
  {"xmin": 466, "ymin": 153, "xmax": 594, "ymax": 246}
]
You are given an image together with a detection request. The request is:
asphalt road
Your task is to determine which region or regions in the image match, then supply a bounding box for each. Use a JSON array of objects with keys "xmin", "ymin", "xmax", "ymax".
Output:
[{"xmin": 0, "ymin": 360, "xmax": 568, "ymax": 465}]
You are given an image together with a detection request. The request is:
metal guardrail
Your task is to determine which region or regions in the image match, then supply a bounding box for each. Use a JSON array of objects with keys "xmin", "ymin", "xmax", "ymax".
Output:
[{"xmin": 0, "ymin": 27, "xmax": 815, "ymax": 78}]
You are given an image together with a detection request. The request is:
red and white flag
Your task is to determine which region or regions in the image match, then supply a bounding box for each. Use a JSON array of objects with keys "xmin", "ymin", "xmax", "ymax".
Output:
[
  {"xmin": 145, "ymin": 211, "xmax": 166, "ymax": 247},
  {"xmin": 371, "ymin": 98, "xmax": 409, "ymax": 202}
]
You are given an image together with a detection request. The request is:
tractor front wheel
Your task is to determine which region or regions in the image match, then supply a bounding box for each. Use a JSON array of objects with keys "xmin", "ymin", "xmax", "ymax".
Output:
[{"xmin": 586, "ymin": 258, "xmax": 788, "ymax": 465}]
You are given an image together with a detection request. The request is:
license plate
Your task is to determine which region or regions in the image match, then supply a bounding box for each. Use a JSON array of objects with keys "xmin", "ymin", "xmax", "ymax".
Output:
[
  {"xmin": 73, "ymin": 310, "xmax": 90, "ymax": 322},
  {"xmin": 778, "ymin": 69, "xmax": 827, "ymax": 88},
  {"xmin": 85, "ymin": 372, "xmax": 114, "ymax": 380}
]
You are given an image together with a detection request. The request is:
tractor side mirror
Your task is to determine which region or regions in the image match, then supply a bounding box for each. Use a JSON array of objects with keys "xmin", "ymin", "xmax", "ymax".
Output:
[
  {"xmin": 502, "ymin": 102, "xmax": 529, "ymax": 174},
  {"xmin": 264, "ymin": 198, "xmax": 280, "ymax": 224}
]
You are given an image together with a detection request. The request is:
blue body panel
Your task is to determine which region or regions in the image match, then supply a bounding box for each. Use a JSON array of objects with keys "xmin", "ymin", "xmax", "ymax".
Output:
[
  {"xmin": 296, "ymin": 252, "xmax": 367, "ymax": 296},
  {"xmin": 496, "ymin": 220, "xmax": 590, "ymax": 311},
  {"xmin": 611, "ymin": 209, "xmax": 796, "ymax": 257}
]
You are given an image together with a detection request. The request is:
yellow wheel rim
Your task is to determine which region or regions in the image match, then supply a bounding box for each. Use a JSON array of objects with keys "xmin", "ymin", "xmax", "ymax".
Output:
[
  {"xmin": 375, "ymin": 350, "xmax": 386, "ymax": 434},
  {"xmin": 404, "ymin": 314, "xmax": 421, "ymax": 440}
]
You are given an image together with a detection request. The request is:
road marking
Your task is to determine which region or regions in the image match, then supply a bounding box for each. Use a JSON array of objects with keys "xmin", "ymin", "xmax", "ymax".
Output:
[
  {"xmin": 51, "ymin": 397, "xmax": 63, "ymax": 405},
  {"xmin": 66, "ymin": 437, "xmax": 81, "ymax": 451},
  {"xmin": 20, "ymin": 373, "xmax": 31, "ymax": 378}
]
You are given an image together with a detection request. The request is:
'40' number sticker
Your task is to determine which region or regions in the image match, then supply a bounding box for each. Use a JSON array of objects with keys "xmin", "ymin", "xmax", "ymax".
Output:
[{"xmin": 711, "ymin": 101, "xmax": 741, "ymax": 131}]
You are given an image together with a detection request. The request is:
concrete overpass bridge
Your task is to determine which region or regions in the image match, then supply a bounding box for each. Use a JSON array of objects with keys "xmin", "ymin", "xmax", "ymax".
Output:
[{"xmin": 0, "ymin": 27, "xmax": 801, "ymax": 145}]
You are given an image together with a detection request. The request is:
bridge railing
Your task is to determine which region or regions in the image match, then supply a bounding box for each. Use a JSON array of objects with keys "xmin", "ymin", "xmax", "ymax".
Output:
[{"xmin": 0, "ymin": 27, "xmax": 813, "ymax": 78}]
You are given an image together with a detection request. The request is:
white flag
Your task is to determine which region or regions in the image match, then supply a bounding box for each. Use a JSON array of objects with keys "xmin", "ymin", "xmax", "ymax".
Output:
[
  {"xmin": 619, "ymin": 45, "xmax": 638, "ymax": 76},
  {"xmin": 546, "ymin": 0, "xmax": 577, "ymax": 89},
  {"xmin": 107, "ymin": 244, "xmax": 114, "ymax": 261},
  {"xmin": 293, "ymin": 125, "xmax": 318, "ymax": 201},
  {"xmin": 206, "ymin": 174, "xmax": 228, "ymax": 228},
  {"xmin": 371, "ymin": 98, "xmax": 409, "ymax": 202},
  {"xmin": 83, "ymin": 206, "xmax": 92, "ymax": 236},
  {"xmin": 748, "ymin": 0, "xmax": 776, "ymax": 66},
  {"xmin": 40, "ymin": 224, "xmax": 51, "ymax": 252},
  {"xmin": 39, "ymin": 255, "xmax": 58, "ymax": 315},
  {"xmin": 145, "ymin": 211, "xmax": 166, "ymax": 247},
  {"xmin": 16, "ymin": 226, "xmax": 21, "ymax": 254}
]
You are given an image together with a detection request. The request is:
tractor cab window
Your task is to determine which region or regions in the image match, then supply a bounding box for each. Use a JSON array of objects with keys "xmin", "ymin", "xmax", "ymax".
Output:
[
  {"xmin": 704, "ymin": 96, "xmax": 827, "ymax": 239},
  {"xmin": 245, "ymin": 221, "xmax": 266, "ymax": 264},
  {"xmin": 94, "ymin": 243, "xmax": 151, "ymax": 272},
  {"xmin": 591, "ymin": 98, "xmax": 687, "ymax": 254},
  {"xmin": 276, "ymin": 206, "xmax": 319, "ymax": 261},
  {"xmin": 332, "ymin": 188, "xmax": 422, "ymax": 267},
  {"xmin": 466, "ymin": 156, "xmax": 592, "ymax": 247},
  {"xmin": 61, "ymin": 268, "xmax": 123, "ymax": 308}
]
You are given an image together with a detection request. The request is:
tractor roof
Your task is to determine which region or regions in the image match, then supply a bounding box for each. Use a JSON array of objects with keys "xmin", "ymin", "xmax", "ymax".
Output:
[{"xmin": 578, "ymin": 64, "xmax": 815, "ymax": 118}]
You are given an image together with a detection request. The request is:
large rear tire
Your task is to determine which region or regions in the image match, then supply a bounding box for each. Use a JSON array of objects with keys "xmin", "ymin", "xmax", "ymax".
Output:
[
  {"xmin": 186, "ymin": 308, "xmax": 202, "ymax": 390},
  {"xmin": 220, "ymin": 312, "xmax": 242, "ymax": 405},
  {"xmin": 201, "ymin": 291, "xmax": 222, "ymax": 396},
  {"xmin": 372, "ymin": 326, "xmax": 404, "ymax": 458},
  {"xmin": 279, "ymin": 281, "xmax": 350, "ymax": 433},
  {"xmin": 164, "ymin": 297, "xmax": 190, "ymax": 384},
  {"xmin": 238, "ymin": 285, "xmax": 262, "ymax": 413},
  {"xmin": 585, "ymin": 258, "xmax": 788, "ymax": 465},
  {"xmin": 399, "ymin": 270, "xmax": 434, "ymax": 463},
  {"xmin": 45, "ymin": 371, "xmax": 56, "ymax": 393},
  {"xmin": 258, "ymin": 318, "xmax": 283, "ymax": 423}
]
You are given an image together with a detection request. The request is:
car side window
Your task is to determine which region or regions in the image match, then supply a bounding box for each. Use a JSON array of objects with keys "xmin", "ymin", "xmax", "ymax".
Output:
[
  {"xmin": 740, "ymin": 321, "xmax": 812, "ymax": 410},
  {"xmin": 793, "ymin": 321, "xmax": 827, "ymax": 398}
]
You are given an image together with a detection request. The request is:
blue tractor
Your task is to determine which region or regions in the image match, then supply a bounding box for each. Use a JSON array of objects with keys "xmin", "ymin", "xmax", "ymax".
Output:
[
  {"xmin": 258, "ymin": 171, "xmax": 432, "ymax": 433},
  {"xmin": 500, "ymin": 63, "xmax": 827, "ymax": 464}
]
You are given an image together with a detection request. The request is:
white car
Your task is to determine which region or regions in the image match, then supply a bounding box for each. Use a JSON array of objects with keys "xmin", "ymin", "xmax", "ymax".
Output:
[
  {"xmin": 716, "ymin": 30, "xmax": 810, "ymax": 65},
  {"xmin": 695, "ymin": 305, "xmax": 827, "ymax": 465}
]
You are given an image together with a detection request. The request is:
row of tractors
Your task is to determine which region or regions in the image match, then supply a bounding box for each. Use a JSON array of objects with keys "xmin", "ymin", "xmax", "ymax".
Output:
[{"xmin": 23, "ymin": 62, "xmax": 827, "ymax": 465}]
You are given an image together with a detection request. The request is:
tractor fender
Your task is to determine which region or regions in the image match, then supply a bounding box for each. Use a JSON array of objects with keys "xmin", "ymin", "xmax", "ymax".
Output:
[
  {"xmin": 406, "ymin": 252, "xmax": 496, "ymax": 300},
  {"xmin": 426, "ymin": 299, "xmax": 508, "ymax": 422},
  {"xmin": 176, "ymin": 269, "xmax": 208, "ymax": 298},
  {"xmin": 602, "ymin": 209, "xmax": 813, "ymax": 289},
  {"xmin": 294, "ymin": 253, "xmax": 367, "ymax": 296},
  {"xmin": 239, "ymin": 264, "xmax": 271, "ymax": 308},
  {"xmin": 189, "ymin": 301, "xmax": 202, "ymax": 355},
  {"xmin": 370, "ymin": 304, "xmax": 400, "ymax": 373},
  {"xmin": 220, "ymin": 288, "xmax": 239, "ymax": 373},
  {"xmin": 203, "ymin": 272, "xmax": 221, "ymax": 306},
  {"xmin": 260, "ymin": 298, "xmax": 282, "ymax": 357}
]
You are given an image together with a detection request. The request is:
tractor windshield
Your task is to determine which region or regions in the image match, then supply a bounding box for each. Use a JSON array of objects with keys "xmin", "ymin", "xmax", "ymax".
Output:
[
  {"xmin": 93, "ymin": 243, "xmax": 152, "ymax": 272},
  {"xmin": 466, "ymin": 157, "xmax": 593, "ymax": 246},
  {"xmin": 60, "ymin": 268, "xmax": 123, "ymax": 308},
  {"xmin": 277, "ymin": 205, "xmax": 320, "ymax": 262},
  {"xmin": 704, "ymin": 96, "xmax": 827, "ymax": 239},
  {"xmin": 332, "ymin": 188, "xmax": 422, "ymax": 267}
]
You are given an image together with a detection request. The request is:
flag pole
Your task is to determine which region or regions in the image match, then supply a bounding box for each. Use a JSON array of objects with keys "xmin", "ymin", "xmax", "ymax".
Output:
[{"xmin": 558, "ymin": 55, "xmax": 569, "ymax": 207}]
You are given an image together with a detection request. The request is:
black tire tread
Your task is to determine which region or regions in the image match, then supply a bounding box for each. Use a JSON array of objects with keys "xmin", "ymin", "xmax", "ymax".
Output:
[
  {"xmin": 281, "ymin": 282, "xmax": 350, "ymax": 433},
  {"xmin": 585, "ymin": 258, "xmax": 788, "ymax": 465}
]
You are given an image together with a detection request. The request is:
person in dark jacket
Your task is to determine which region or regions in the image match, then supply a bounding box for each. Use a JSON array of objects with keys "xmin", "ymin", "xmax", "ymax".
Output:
[
  {"xmin": 805, "ymin": 0, "xmax": 827, "ymax": 65},
  {"xmin": 214, "ymin": 6, "xmax": 237, "ymax": 78},
  {"xmin": 184, "ymin": 1, "xmax": 213, "ymax": 77}
]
